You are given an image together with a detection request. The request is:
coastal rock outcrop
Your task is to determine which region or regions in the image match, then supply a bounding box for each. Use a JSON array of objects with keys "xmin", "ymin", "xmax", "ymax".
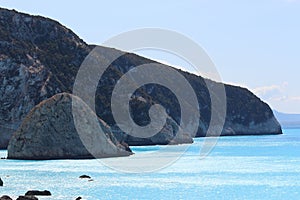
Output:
[
  {"xmin": 117, "ymin": 117, "xmax": 193, "ymax": 146},
  {"xmin": 0, "ymin": 8, "xmax": 282, "ymax": 149},
  {"xmin": 0, "ymin": 177, "xmax": 3, "ymax": 186},
  {"xmin": 0, "ymin": 8, "xmax": 91, "ymax": 149},
  {"xmin": 7, "ymin": 93, "xmax": 132, "ymax": 160},
  {"xmin": 93, "ymin": 48, "xmax": 282, "ymax": 139}
]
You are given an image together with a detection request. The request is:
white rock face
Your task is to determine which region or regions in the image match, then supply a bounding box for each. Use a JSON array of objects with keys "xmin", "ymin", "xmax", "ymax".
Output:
[
  {"xmin": 221, "ymin": 117, "xmax": 282, "ymax": 136},
  {"xmin": 7, "ymin": 93, "xmax": 132, "ymax": 160}
]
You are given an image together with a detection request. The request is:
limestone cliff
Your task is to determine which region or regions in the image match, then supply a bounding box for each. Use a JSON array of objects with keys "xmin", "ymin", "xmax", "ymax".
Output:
[{"xmin": 0, "ymin": 8, "xmax": 282, "ymax": 149}]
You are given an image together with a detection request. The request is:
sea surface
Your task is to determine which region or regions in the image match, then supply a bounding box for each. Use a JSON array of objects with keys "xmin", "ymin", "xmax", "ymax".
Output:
[{"xmin": 1, "ymin": 129, "xmax": 300, "ymax": 200}]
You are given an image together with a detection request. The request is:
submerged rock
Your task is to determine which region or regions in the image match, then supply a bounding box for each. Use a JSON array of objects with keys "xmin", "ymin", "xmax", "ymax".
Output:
[
  {"xmin": 16, "ymin": 196, "xmax": 38, "ymax": 200},
  {"xmin": 7, "ymin": 93, "xmax": 132, "ymax": 160},
  {"xmin": 79, "ymin": 175, "xmax": 91, "ymax": 179},
  {"xmin": 0, "ymin": 196, "xmax": 12, "ymax": 200},
  {"xmin": 25, "ymin": 190, "xmax": 51, "ymax": 196}
]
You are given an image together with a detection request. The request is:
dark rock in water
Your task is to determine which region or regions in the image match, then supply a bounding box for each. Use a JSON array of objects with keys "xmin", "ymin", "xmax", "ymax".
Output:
[
  {"xmin": 25, "ymin": 190, "xmax": 51, "ymax": 196},
  {"xmin": 16, "ymin": 196, "xmax": 38, "ymax": 200},
  {"xmin": 0, "ymin": 178, "xmax": 3, "ymax": 186},
  {"xmin": 75, "ymin": 197, "xmax": 82, "ymax": 200},
  {"xmin": 0, "ymin": 195, "xmax": 12, "ymax": 200},
  {"xmin": 0, "ymin": 8, "xmax": 282, "ymax": 149},
  {"xmin": 79, "ymin": 175, "xmax": 91, "ymax": 179},
  {"xmin": 7, "ymin": 93, "xmax": 132, "ymax": 160}
]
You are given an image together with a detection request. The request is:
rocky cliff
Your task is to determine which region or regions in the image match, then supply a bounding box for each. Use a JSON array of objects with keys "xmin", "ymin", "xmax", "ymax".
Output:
[
  {"xmin": 7, "ymin": 93, "xmax": 132, "ymax": 159},
  {"xmin": 0, "ymin": 8, "xmax": 91, "ymax": 149},
  {"xmin": 0, "ymin": 8, "xmax": 282, "ymax": 149}
]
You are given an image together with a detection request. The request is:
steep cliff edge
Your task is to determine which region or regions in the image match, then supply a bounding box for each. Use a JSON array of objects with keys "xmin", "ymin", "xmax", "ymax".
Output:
[{"xmin": 0, "ymin": 8, "xmax": 282, "ymax": 149}]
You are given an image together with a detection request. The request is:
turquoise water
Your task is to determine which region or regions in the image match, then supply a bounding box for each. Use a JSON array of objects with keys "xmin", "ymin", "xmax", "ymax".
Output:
[{"xmin": 1, "ymin": 129, "xmax": 300, "ymax": 199}]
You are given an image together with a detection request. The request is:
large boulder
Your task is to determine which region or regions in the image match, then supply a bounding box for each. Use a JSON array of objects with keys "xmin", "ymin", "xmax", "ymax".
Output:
[{"xmin": 7, "ymin": 93, "xmax": 132, "ymax": 160}]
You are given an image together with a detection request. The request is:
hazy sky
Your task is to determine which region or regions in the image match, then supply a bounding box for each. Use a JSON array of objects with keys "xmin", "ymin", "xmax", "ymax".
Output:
[{"xmin": 1, "ymin": 0, "xmax": 299, "ymax": 113}]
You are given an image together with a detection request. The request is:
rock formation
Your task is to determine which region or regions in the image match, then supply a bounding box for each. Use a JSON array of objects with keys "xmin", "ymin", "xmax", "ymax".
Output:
[
  {"xmin": 25, "ymin": 191, "xmax": 51, "ymax": 196},
  {"xmin": 79, "ymin": 175, "xmax": 91, "ymax": 179},
  {"xmin": 7, "ymin": 93, "xmax": 132, "ymax": 160},
  {"xmin": 0, "ymin": 8, "xmax": 282, "ymax": 149},
  {"xmin": 0, "ymin": 196, "xmax": 12, "ymax": 200},
  {"xmin": 0, "ymin": 8, "xmax": 91, "ymax": 149},
  {"xmin": 118, "ymin": 117, "xmax": 193, "ymax": 146}
]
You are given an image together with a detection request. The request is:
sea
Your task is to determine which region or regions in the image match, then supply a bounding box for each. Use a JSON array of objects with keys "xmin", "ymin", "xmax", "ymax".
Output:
[{"xmin": 1, "ymin": 128, "xmax": 300, "ymax": 200}]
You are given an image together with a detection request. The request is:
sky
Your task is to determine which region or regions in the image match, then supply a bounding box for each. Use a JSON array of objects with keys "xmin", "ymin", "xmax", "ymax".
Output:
[{"xmin": 0, "ymin": 0, "xmax": 299, "ymax": 113}]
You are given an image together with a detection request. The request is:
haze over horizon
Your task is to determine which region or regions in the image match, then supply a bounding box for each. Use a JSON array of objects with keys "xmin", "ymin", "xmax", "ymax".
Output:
[{"xmin": 1, "ymin": 0, "xmax": 299, "ymax": 113}]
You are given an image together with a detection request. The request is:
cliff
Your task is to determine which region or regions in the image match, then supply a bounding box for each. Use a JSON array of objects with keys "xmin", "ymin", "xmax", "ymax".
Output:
[
  {"xmin": 0, "ymin": 8, "xmax": 282, "ymax": 149},
  {"xmin": 0, "ymin": 8, "xmax": 91, "ymax": 148}
]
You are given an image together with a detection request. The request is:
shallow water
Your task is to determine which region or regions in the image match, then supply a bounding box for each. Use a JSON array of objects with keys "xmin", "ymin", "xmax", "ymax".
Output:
[{"xmin": 1, "ymin": 129, "xmax": 300, "ymax": 199}]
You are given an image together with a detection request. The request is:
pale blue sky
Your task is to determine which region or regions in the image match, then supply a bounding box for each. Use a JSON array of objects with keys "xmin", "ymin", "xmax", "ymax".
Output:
[{"xmin": 1, "ymin": 0, "xmax": 299, "ymax": 113}]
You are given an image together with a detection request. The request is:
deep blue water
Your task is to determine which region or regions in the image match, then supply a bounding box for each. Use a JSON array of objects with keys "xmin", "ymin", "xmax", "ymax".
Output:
[{"xmin": 1, "ymin": 129, "xmax": 300, "ymax": 199}]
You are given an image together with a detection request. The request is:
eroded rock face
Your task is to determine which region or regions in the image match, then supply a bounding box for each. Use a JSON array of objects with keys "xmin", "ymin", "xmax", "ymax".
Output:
[
  {"xmin": 0, "ymin": 59, "xmax": 53, "ymax": 149},
  {"xmin": 0, "ymin": 8, "xmax": 91, "ymax": 149},
  {"xmin": 114, "ymin": 117, "xmax": 193, "ymax": 146},
  {"xmin": 0, "ymin": 8, "xmax": 282, "ymax": 149},
  {"xmin": 7, "ymin": 93, "xmax": 132, "ymax": 160},
  {"xmin": 221, "ymin": 117, "xmax": 282, "ymax": 136}
]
